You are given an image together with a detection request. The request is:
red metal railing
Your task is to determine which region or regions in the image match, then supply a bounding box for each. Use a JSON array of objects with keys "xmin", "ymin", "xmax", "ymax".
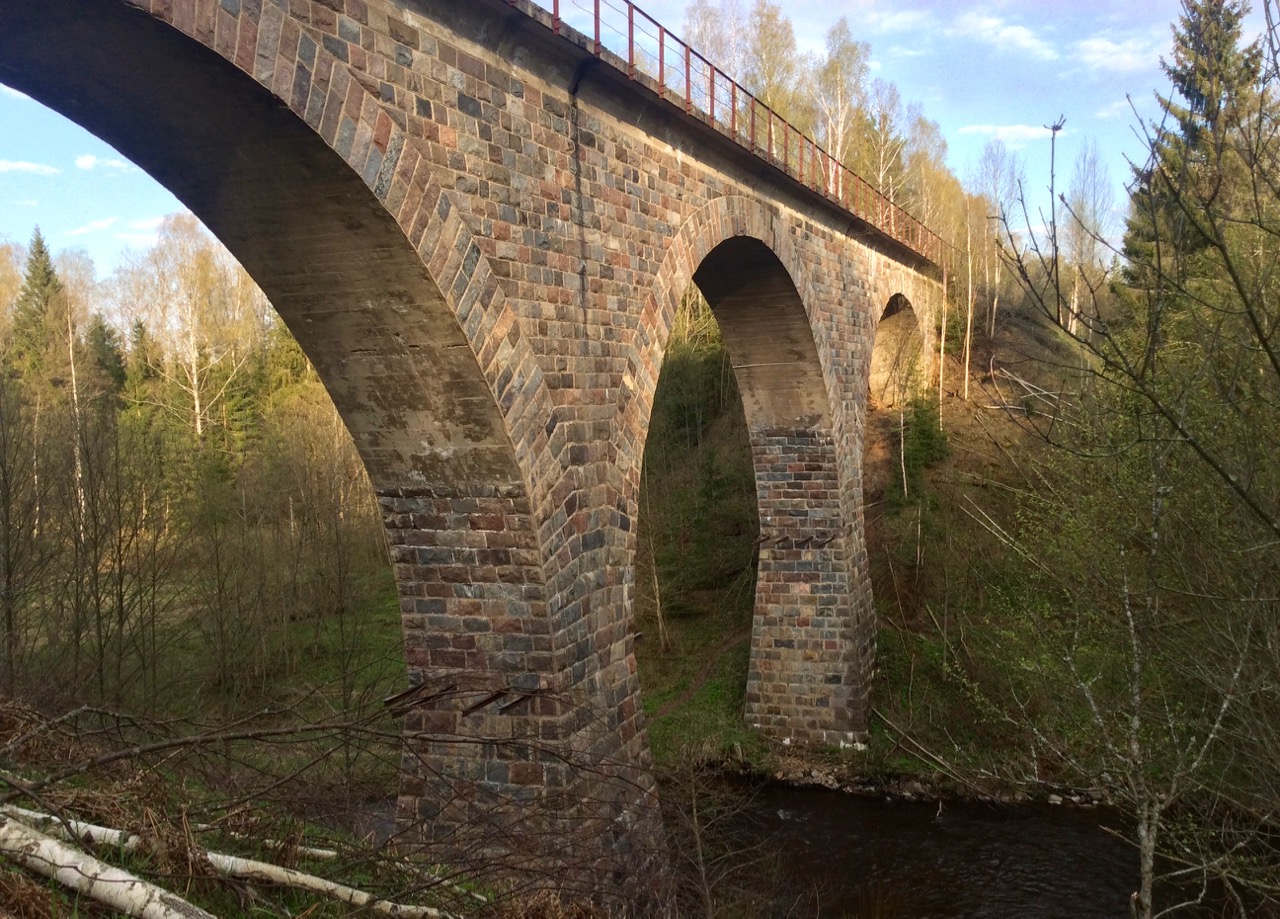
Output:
[{"xmin": 504, "ymin": 0, "xmax": 943, "ymax": 265}]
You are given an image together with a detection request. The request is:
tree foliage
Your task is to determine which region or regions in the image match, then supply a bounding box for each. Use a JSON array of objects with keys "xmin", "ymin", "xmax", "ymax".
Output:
[
  {"xmin": 991, "ymin": 0, "xmax": 1280, "ymax": 913},
  {"xmin": 0, "ymin": 222, "xmax": 393, "ymax": 715}
]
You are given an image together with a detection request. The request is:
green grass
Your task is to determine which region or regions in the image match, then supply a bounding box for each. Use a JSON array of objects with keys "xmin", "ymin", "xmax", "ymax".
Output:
[
  {"xmin": 632, "ymin": 300, "xmax": 769, "ymax": 770},
  {"xmin": 644, "ymin": 636, "xmax": 767, "ymax": 767}
]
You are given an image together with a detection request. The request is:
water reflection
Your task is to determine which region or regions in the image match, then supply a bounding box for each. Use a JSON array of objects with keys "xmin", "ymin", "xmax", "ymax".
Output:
[{"xmin": 738, "ymin": 784, "xmax": 1141, "ymax": 918}]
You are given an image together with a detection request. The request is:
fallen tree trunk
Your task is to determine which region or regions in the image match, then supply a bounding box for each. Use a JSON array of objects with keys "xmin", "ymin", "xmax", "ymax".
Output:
[
  {"xmin": 0, "ymin": 816, "xmax": 213, "ymax": 918},
  {"xmin": 3, "ymin": 804, "xmax": 140, "ymax": 852},
  {"xmin": 1, "ymin": 807, "xmax": 456, "ymax": 919},
  {"xmin": 206, "ymin": 850, "xmax": 451, "ymax": 918}
]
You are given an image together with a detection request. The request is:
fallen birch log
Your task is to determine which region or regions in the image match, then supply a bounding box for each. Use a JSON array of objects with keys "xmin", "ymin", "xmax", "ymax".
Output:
[
  {"xmin": 2, "ymin": 804, "xmax": 140, "ymax": 852},
  {"xmin": 191, "ymin": 821, "xmax": 337, "ymax": 860},
  {"xmin": 0, "ymin": 816, "xmax": 214, "ymax": 919},
  {"xmin": 1, "ymin": 807, "xmax": 457, "ymax": 919},
  {"xmin": 205, "ymin": 850, "xmax": 451, "ymax": 918},
  {"xmin": 189, "ymin": 825, "xmax": 486, "ymax": 905}
]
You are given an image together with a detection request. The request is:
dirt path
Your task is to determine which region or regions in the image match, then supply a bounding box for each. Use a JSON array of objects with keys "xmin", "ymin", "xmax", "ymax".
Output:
[{"xmin": 651, "ymin": 628, "xmax": 751, "ymax": 720}]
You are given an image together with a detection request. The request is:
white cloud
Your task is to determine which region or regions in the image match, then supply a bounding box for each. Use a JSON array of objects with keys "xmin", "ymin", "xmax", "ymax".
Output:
[
  {"xmin": 75, "ymin": 154, "xmax": 133, "ymax": 172},
  {"xmin": 951, "ymin": 13, "xmax": 1058, "ymax": 60},
  {"xmin": 0, "ymin": 160, "xmax": 60, "ymax": 176},
  {"xmin": 0, "ymin": 85, "xmax": 30, "ymax": 101},
  {"xmin": 1075, "ymin": 35, "xmax": 1161, "ymax": 74},
  {"xmin": 126, "ymin": 216, "xmax": 165, "ymax": 231},
  {"xmin": 959, "ymin": 123, "xmax": 1062, "ymax": 148},
  {"xmin": 17, "ymin": 199, "xmax": 38, "ymax": 207},
  {"xmin": 1096, "ymin": 99, "xmax": 1134, "ymax": 120},
  {"xmin": 869, "ymin": 10, "xmax": 933, "ymax": 34},
  {"xmin": 112, "ymin": 231, "xmax": 161, "ymax": 248},
  {"xmin": 66, "ymin": 217, "xmax": 120, "ymax": 237}
]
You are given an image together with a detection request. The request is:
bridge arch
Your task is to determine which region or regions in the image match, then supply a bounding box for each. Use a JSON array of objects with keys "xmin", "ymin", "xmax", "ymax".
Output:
[
  {"xmin": 0, "ymin": 0, "xmax": 557, "ymax": 495},
  {"xmin": 630, "ymin": 196, "xmax": 870, "ymax": 745},
  {"xmin": 0, "ymin": 0, "xmax": 625, "ymax": 884}
]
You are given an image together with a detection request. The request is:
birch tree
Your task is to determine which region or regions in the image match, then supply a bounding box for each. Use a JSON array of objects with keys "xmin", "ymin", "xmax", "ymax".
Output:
[
  {"xmin": 1062, "ymin": 140, "xmax": 1114, "ymax": 339},
  {"xmin": 812, "ymin": 19, "xmax": 870, "ymax": 191},
  {"xmin": 860, "ymin": 79, "xmax": 909, "ymax": 214},
  {"xmin": 976, "ymin": 139, "xmax": 1024, "ymax": 337},
  {"xmin": 683, "ymin": 0, "xmax": 747, "ymax": 79},
  {"xmin": 113, "ymin": 215, "xmax": 266, "ymax": 444}
]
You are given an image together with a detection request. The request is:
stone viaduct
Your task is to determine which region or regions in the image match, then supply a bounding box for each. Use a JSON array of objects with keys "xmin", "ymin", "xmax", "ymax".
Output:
[{"xmin": 0, "ymin": 0, "xmax": 943, "ymax": 887}]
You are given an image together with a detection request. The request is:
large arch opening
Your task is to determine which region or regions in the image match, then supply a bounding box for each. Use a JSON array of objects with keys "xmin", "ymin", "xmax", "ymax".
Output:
[
  {"xmin": 0, "ymin": 0, "xmax": 520, "ymax": 492},
  {"xmin": 0, "ymin": 0, "xmax": 536, "ymax": 853},
  {"xmin": 636, "ymin": 234, "xmax": 865, "ymax": 753},
  {"xmin": 632, "ymin": 285, "xmax": 759, "ymax": 761}
]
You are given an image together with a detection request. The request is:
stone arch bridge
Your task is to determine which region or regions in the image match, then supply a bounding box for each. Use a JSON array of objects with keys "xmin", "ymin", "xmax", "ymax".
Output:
[{"xmin": 0, "ymin": 0, "xmax": 943, "ymax": 883}]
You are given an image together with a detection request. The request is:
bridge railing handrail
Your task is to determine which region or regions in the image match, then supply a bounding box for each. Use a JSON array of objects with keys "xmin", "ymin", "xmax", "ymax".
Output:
[{"xmin": 506, "ymin": 0, "xmax": 944, "ymax": 265}]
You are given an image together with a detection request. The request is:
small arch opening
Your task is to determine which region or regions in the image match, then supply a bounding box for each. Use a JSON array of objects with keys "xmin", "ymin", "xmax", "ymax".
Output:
[{"xmin": 869, "ymin": 293, "xmax": 925, "ymax": 408}]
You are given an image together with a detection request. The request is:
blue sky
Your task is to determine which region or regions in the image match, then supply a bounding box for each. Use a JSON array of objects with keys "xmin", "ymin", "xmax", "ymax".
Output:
[
  {"xmin": 0, "ymin": 0, "xmax": 1263, "ymax": 275},
  {"xmin": 0, "ymin": 84, "xmax": 185, "ymax": 271}
]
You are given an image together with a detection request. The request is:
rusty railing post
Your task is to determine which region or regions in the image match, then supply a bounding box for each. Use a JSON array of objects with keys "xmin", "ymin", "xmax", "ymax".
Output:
[
  {"xmin": 657, "ymin": 25, "xmax": 665, "ymax": 93},
  {"xmin": 627, "ymin": 4, "xmax": 635, "ymax": 78},
  {"xmin": 684, "ymin": 42, "xmax": 692, "ymax": 113},
  {"xmin": 514, "ymin": 0, "xmax": 943, "ymax": 264}
]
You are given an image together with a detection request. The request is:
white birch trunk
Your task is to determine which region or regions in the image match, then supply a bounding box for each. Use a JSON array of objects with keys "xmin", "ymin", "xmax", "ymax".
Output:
[
  {"xmin": 66, "ymin": 308, "xmax": 86, "ymax": 542},
  {"xmin": 0, "ymin": 817, "xmax": 214, "ymax": 919},
  {"xmin": 937, "ymin": 270, "xmax": 948, "ymax": 403},
  {"xmin": 989, "ymin": 256, "xmax": 1002, "ymax": 339},
  {"xmin": 0, "ymin": 808, "xmax": 457, "ymax": 919},
  {"xmin": 963, "ymin": 219, "xmax": 975, "ymax": 402}
]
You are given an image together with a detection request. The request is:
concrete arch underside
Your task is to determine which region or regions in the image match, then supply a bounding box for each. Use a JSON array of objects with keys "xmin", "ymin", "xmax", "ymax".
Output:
[{"xmin": 0, "ymin": 0, "xmax": 661, "ymax": 892}]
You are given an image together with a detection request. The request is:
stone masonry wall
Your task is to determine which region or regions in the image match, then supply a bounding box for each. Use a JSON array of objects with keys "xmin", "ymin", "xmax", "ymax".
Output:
[
  {"xmin": 746, "ymin": 428, "xmax": 866, "ymax": 745},
  {"xmin": 18, "ymin": 0, "xmax": 942, "ymax": 888}
]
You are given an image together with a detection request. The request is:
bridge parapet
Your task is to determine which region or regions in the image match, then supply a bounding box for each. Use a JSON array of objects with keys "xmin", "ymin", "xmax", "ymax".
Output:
[{"xmin": 507, "ymin": 0, "xmax": 945, "ymax": 265}]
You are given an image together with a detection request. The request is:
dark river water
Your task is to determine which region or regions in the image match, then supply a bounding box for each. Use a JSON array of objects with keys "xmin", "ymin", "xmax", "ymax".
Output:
[
  {"xmin": 732, "ymin": 784, "xmax": 1147, "ymax": 918},
  {"xmin": 353, "ymin": 784, "xmax": 1225, "ymax": 916}
]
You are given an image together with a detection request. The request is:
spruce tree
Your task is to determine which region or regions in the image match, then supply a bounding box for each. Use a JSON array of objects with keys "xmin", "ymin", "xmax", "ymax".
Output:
[
  {"xmin": 1122, "ymin": 0, "xmax": 1261, "ymax": 287},
  {"xmin": 84, "ymin": 313, "xmax": 126, "ymax": 397},
  {"xmin": 1161, "ymin": 0, "xmax": 1260, "ymax": 153},
  {"xmin": 10, "ymin": 227, "xmax": 62, "ymax": 378}
]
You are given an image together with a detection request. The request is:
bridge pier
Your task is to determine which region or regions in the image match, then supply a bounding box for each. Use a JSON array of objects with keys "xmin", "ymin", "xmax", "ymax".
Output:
[
  {"xmin": 745, "ymin": 428, "xmax": 870, "ymax": 745},
  {"xmin": 383, "ymin": 484, "xmax": 664, "ymax": 895}
]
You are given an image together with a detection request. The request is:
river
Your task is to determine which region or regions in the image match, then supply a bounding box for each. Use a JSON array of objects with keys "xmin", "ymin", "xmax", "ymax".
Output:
[
  {"xmin": 353, "ymin": 782, "xmax": 1220, "ymax": 915},
  {"xmin": 726, "ymin": 783, "xmax": 1188, "ymax": 918}
]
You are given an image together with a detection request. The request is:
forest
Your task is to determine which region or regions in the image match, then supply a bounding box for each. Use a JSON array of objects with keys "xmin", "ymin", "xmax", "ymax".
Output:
[{"xmin": 0, "ymin": 0, "xmax": 1278, "ymax": 915}]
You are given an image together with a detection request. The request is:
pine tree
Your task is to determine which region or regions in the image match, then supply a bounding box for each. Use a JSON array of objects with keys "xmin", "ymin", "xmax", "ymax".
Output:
[
  {"xmin": 1122, "ymin": 0, "xmax": 1261, "ymax": 288},
  {"xmin": 84, "ymin": 313, "xmax": 126, "ymax": 399},
  {"xmin": 10, "ymin": 228, "xmax": 62, "ymax": 379}
]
